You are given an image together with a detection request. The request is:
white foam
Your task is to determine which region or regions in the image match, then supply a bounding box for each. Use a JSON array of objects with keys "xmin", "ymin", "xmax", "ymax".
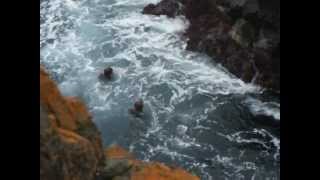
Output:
[
  {"xmin": 223, "ymin": 128, "xmax": 280, "ymax": 161},
  {"xmin": 177, "ymin": 124, "xmax": 188, "ymax": 136},
  {"xmin": 244, "ymin": 97, "xmax": 280, "ymax": 120}
]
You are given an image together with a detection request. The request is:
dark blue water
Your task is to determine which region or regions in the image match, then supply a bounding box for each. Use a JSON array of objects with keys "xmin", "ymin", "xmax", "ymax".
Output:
[{"xmin": 41, "ymin": 0, "xmax": 280, "ymax": 179}]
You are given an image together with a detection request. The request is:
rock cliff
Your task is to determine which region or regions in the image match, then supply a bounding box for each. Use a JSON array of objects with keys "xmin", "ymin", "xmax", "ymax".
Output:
[
  {"xmin": 40, "ymin": 66, "xmax": 105, "ymax": 180},
  {"xmin": 143, "ymin": 0, "xmax": 280, "ymax": 92}
]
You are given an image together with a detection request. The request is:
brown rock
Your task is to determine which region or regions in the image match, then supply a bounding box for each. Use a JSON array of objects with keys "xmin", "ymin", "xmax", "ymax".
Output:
[
  {"xmin": 105, "ymin": 145, "xmax": 134, "ymax": 160},
  {"xmin": 102, "ymin": 145, "xmax": 199, "ymax": 180},
  {"xmin": 65, "ymin": 97, "xmax": 92, "ymax": 124},
  {"xmin": 40, "ymin": 67, "xmax": 77, "ymax": 131},
  {"xmin": 131, "ymin": 162, "xmax": 199, "ymax": 180}
]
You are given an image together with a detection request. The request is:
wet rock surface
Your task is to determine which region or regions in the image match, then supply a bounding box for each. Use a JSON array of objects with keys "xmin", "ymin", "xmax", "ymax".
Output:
[{"xmin": 143, "ymin": 0, "xmax": 280, "ymax": 92}]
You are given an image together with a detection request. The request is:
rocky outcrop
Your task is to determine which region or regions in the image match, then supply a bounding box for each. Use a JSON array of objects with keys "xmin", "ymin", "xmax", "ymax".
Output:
[
  {"xmin": 143, "ymin": 0, "xmax": 184, "ymax": 18},
  {"xmin": 40, "ymin": 66, "xmax": 199, "ymax": 180},
  {"xmin": 40, "ymin": 66, "xmax": 105, "ymax": 180},
  {"xmin": 101, "ymin": 145, "xmax": 199, "ymax": 180},
  {"xmin": 143, "ymin": 0, "xmax": 280, "ymax": 92}
]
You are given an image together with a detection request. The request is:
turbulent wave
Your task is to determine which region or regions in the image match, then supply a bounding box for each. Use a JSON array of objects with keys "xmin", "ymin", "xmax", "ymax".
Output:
[
  {"xmin": 244, "ymin": 97, "xmax": 280, "ymax": 120},
  {"xmin": 40, "ymin": 0, "xmax": 280, "ymax": 179}
]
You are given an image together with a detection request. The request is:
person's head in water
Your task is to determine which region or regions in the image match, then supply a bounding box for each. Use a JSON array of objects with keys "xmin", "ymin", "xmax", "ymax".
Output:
[
  {"xmin": 134, "ymin": 99, "xmax": 144, "ymax": 113},
  {"xmin": 103, "ymin": 67, "xmax": 113, "ymax": 79}
]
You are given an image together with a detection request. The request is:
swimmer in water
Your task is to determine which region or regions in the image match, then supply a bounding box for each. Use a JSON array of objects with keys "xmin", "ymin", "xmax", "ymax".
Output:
[
  {"xmin": 129, "ymin": 99, "xmax": 144, "ymax": 117},
  {"xmin": 99, "ymin": 67, "xmax": 113, "ymax": 80}
]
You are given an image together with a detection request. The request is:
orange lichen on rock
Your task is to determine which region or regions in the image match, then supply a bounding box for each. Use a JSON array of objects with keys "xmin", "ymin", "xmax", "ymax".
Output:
[
  {"xmin": 130, "ymin": 162, "xmax": 199, "ymax": 180},
  {"xmin": 40, "ymin": 66, "xmax": 77, "ymax": 131},
  {"xmin": 105, "ymin": 145, "xmax": 134, "ymax": 160},
  {"xmin": 40, "ymin": 66, "xmax": 104, "ymax": 180},
  {"xmin": 104, "ymin": 145, "xmax": 200, "ymax": 180},
  {"xmin": 65, "ymin": 96, "xmax": 92, "ymax": 124},
  {"xmin": 56, "ymin": 127, "xmax": 90, "ymax": 144}
]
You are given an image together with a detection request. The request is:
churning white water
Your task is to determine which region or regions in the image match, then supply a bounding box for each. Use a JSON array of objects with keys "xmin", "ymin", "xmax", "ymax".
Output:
[{"xmin": 41, "ymin": 0, "xmax": 280, "ymax": 179}]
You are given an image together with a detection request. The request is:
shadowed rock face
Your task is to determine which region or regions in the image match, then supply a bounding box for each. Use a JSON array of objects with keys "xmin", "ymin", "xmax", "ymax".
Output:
[
  {"xmin": 143, "ymin": 0, "xmax": 280, "ymax": 92},
  {"xmin": 40, "ymin": 66, "xmax": 199, "ymax": 180}
]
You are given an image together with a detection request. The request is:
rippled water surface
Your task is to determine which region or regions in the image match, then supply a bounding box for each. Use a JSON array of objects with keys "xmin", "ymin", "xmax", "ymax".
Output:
[{"xmin": 41, "ymin": 0, "xmax": 280, "ymax": 179}]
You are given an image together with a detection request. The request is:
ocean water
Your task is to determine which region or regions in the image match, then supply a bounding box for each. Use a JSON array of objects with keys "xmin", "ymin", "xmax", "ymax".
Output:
[{"xmin": 40, "ymin": 0, "xmax": 280, "ymax": 179}]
